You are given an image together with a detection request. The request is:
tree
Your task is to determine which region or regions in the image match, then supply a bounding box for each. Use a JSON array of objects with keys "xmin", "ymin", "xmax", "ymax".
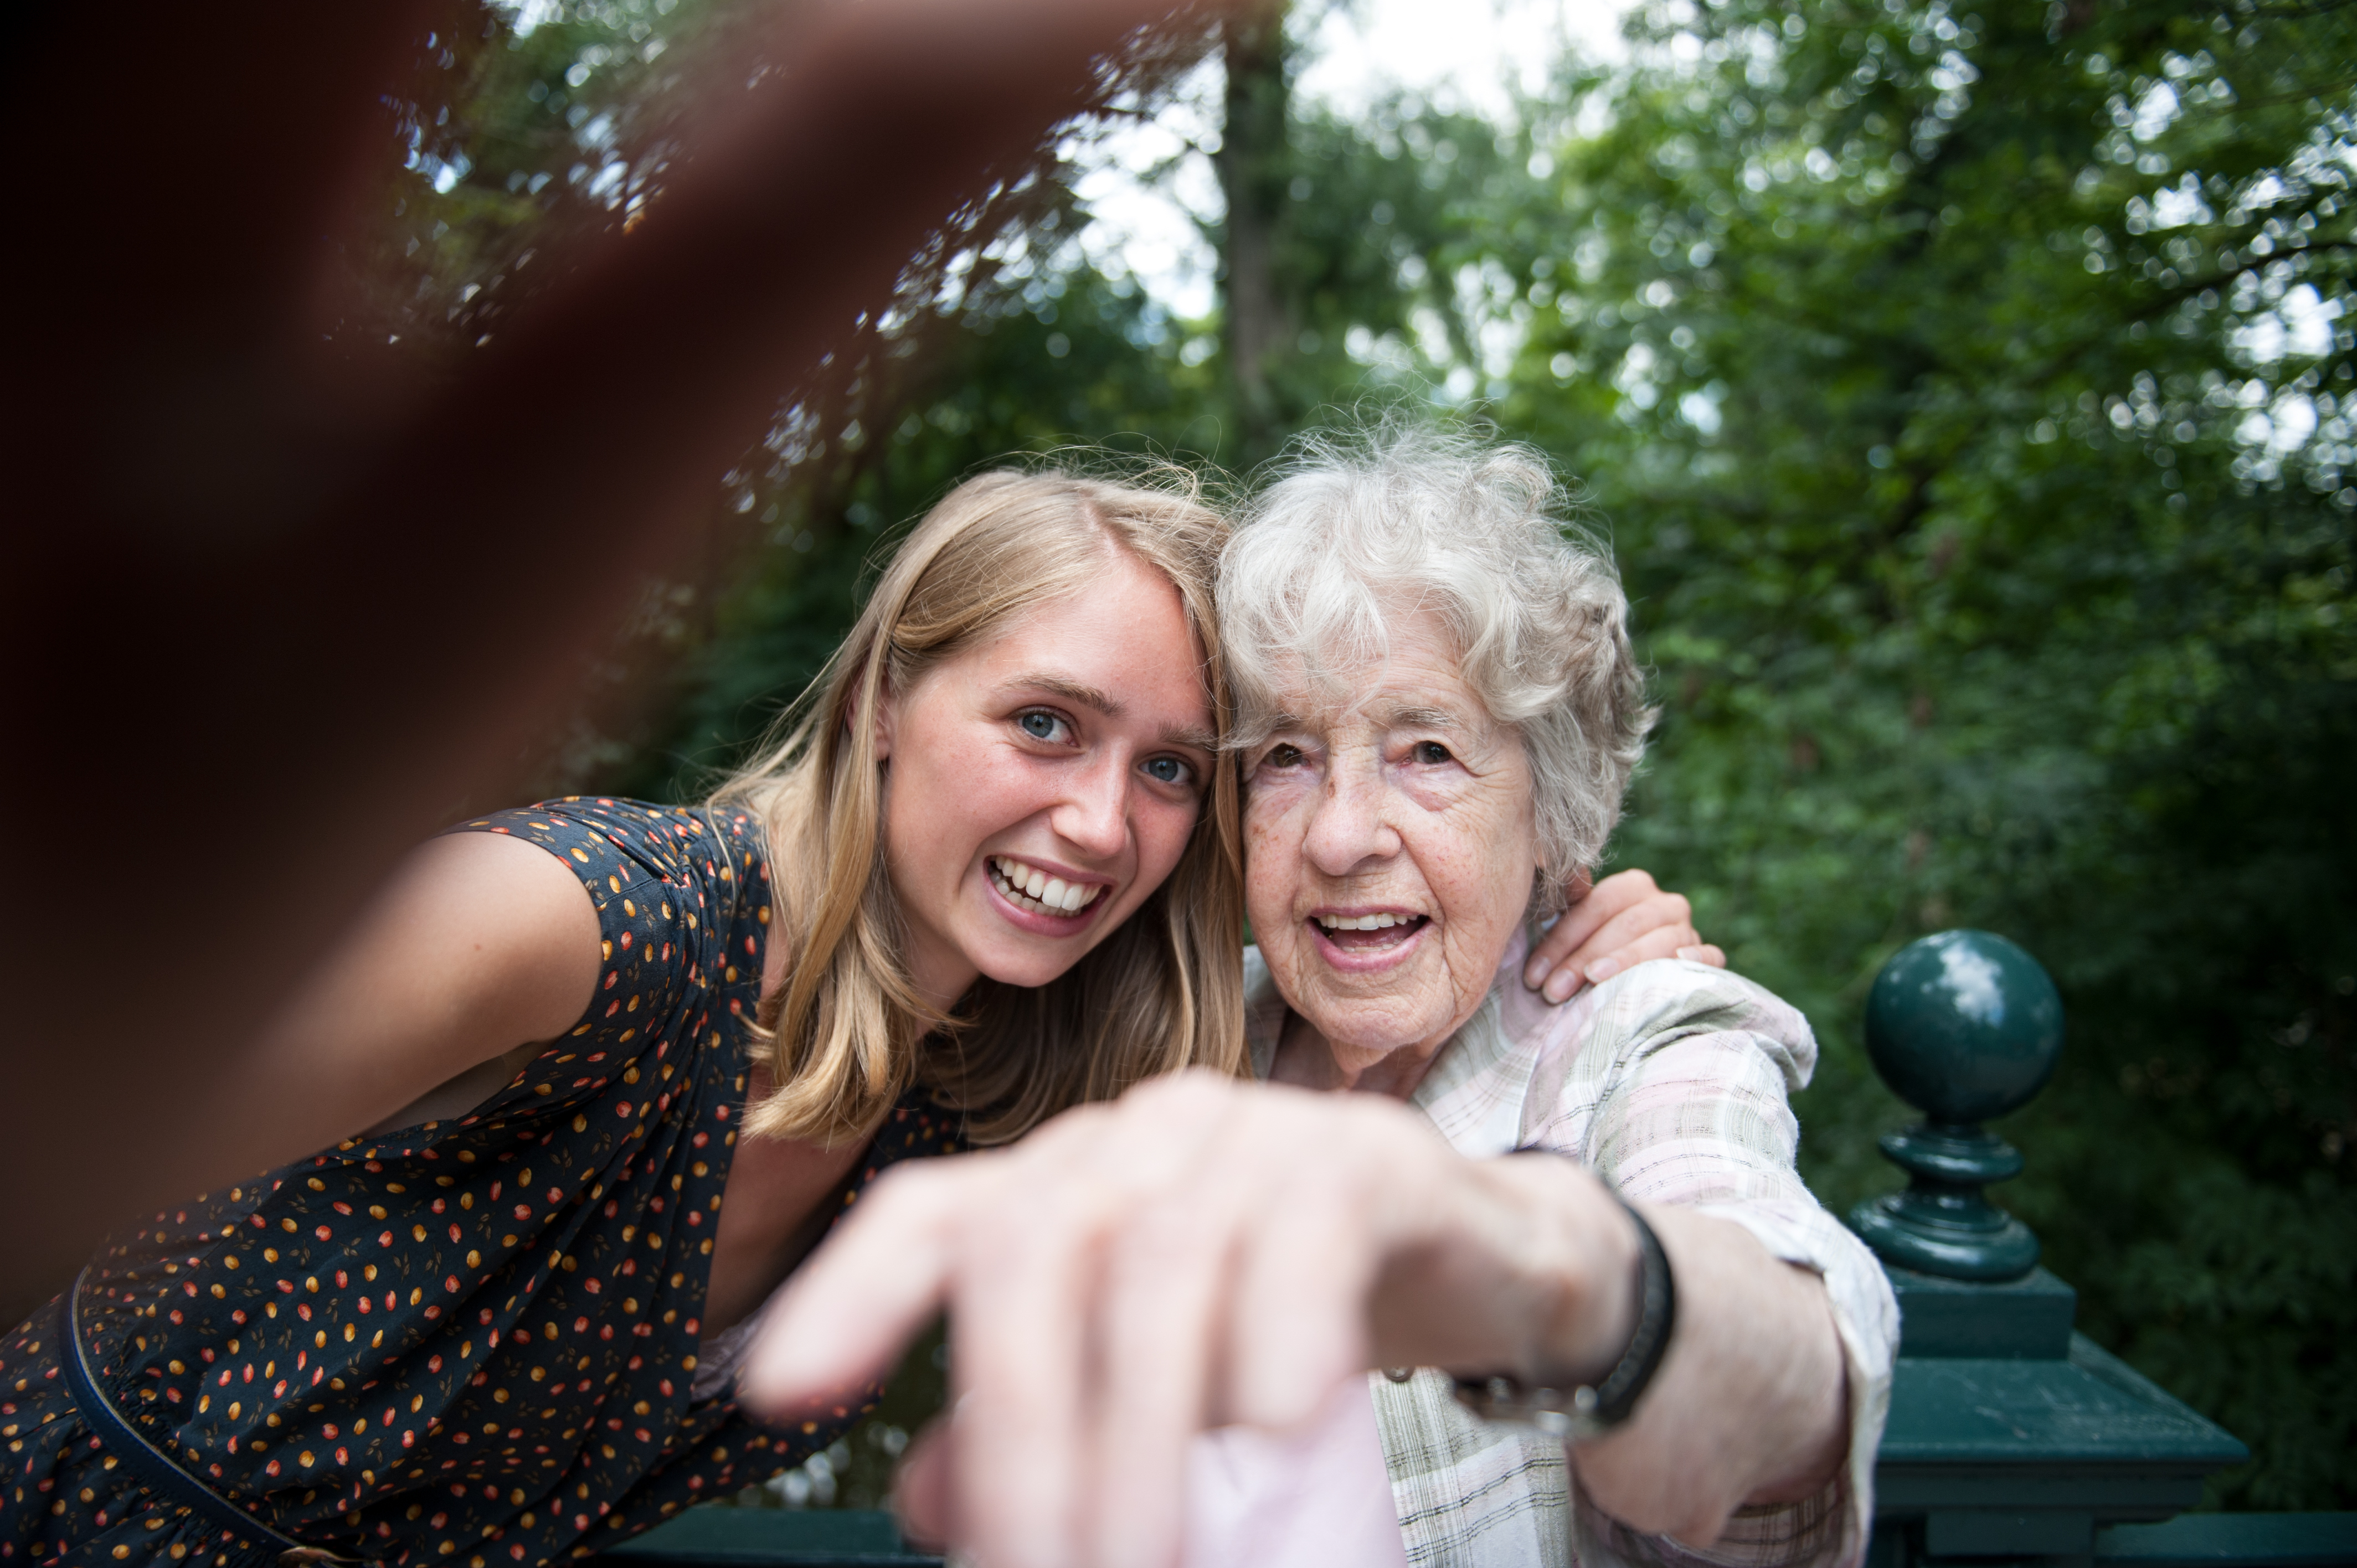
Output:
[
  {"xmin": 1216, "ymin": 1, "xmax": 1297, "ymax": 456},
  {"xmin": 402, "ymin": 0, "xmax": 2356, "ymax": 1510},
  {"xmin": 1465, "ymin": 0, "xmax": 2357, "ymax": 1508}
]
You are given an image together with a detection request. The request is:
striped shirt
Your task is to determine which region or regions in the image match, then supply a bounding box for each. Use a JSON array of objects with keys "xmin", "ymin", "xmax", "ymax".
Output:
[{"xmin": 1243, "ymin": 935, "xmax": 1897, "ymax": 1568}]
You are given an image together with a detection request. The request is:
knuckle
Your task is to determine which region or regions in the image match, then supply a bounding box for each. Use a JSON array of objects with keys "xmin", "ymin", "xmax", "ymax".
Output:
[{"xmin": 865, "ymin": 1158, "xmax": 948, "ymax": 1212}]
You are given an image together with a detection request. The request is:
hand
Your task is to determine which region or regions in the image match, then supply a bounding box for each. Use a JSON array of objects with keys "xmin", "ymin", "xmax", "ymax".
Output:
[
  {"xmin": 738, "ymin": 1072, "xmax": 1639, "ymax": 1568},
  {"xmin": 1524, "ymin": 868, "xmax": 1726, "ymax": 1004}
]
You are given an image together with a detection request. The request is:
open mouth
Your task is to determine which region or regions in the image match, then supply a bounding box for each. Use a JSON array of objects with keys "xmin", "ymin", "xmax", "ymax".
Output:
[
  {"xmin": 1310, "ymin": 911, "xmax": 1429, "ymax": 953},
  {"xmin": 988, "ymin": 855, "xmax": 1107, "ymax": 919}
]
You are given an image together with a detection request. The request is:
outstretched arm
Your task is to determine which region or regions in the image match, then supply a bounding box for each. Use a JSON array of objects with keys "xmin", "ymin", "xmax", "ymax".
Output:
[
  {"xmin": 208, "ymin": 830, "xmax": 602, "ymax": 1177},
  {"xmin": 742, "ymin": 1073, "xmax": 1850, "ymax": 1568}
]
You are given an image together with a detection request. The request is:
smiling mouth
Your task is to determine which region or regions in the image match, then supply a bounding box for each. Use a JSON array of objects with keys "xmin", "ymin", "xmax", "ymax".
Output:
[
  {"xmin": 989, "ymin": 855, "xmax": 1107, "ymax": 917},
  {"xmin": 1311, "ymin": 912, "xmax": 1429, "ymax": 952}
]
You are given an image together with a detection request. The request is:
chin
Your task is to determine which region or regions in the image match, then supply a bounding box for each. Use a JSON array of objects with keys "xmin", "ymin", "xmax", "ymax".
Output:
[
  {"xmin": 1304, "ymin": 1003, "xmax": 1444, "ymax": 1056},
  {"xmin": 974, "ymin": 945, "xmax": 1089, "ymax": 991}
]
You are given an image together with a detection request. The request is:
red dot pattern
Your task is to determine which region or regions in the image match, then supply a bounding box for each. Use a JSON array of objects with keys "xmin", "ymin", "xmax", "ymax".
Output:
[{"xmin": 0, "ymin": 798, "xmax": 965, "ymax": 1566}]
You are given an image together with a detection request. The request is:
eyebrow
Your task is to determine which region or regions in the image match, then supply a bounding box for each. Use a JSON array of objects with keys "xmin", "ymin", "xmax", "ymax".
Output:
[
  {"xmin": 1003, "ymin": 672, "xmax": 1121, "ymax": 717},
  {"xmin": 1252, "ymin": 701, "xmax": 1466, "ymax": 734},
  {"xmin": 1379, "ymin": 703, "xmax": 1466, "ymax": 731},
  {"xmin": 1002, "ymin": 672, "xmax": 1218, "ymax": 755}
]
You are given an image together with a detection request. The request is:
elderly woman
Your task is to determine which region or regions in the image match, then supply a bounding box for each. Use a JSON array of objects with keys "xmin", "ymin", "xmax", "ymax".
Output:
[{"xmin": 744, "ymin": 429, "xmax": 1897, "ymax": 1568}]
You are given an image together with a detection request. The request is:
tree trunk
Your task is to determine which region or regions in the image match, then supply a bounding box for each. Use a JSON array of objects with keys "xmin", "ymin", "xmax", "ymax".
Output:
[{"xmin": 1217, "ymin": 1, "xmax": 1292, "ymax": 459}]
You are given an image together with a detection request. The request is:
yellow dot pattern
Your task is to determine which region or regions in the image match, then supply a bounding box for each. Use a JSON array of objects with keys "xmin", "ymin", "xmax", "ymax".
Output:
[{"xmin": 0, "ymin": 798, "xmax": 966, "ymax": 1565}]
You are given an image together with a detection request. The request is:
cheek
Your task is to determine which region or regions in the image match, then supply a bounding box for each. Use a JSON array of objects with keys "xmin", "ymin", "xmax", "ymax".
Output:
[
  {"xmin": 887, "ymin": 725, "xmax": 1023, "ymax": 885},
  {"xmin": 1242, "ymin": 797, "xmax": 1304, "ymax": 915},
  {"xmin": 1439, "ymin": 797, "xmax": 1540, "ymax": 928},
  {"xmin": 1136, "ymin": 796, "xmax": 1202, "ymax": 881}
]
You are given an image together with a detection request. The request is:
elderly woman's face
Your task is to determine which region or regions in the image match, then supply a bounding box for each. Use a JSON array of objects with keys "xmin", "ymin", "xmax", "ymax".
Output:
[{"xmin": 1243, "ymin": 610, "xmax": 1541, "ymax": 1061}]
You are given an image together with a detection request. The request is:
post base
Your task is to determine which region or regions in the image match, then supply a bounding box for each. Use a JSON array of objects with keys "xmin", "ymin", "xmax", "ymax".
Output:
[{"xmin": 1850, "ymin": 1192, "xmax": 2040, "ymax": 1282}]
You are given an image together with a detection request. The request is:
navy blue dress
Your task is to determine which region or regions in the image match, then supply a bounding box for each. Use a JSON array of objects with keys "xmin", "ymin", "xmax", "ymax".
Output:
[{"xmin": 0, "ymin": 798, "xmax": 964, "ymax": 1566}]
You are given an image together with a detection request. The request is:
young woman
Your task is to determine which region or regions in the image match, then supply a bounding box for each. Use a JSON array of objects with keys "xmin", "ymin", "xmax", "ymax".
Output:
[{"xmin": 1, "ymin": 465, "xmax": 1710, "ymax": 1568}]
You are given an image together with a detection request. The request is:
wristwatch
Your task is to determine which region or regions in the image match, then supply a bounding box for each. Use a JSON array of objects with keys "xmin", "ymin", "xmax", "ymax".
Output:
[{"xmin": 1449, "ymin": 1188, "xmax": 1676, "ymax": 1442}]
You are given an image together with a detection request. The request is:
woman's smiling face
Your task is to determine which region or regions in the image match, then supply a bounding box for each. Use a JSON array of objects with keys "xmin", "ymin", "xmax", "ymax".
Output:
[
  {"xmin": 1243, "ymin": 610, "xmax": 1542, "ymax": 1077},
  {"xmin": 877, "ymin": 546, "xmax": 1217, "ymax": 1011}
]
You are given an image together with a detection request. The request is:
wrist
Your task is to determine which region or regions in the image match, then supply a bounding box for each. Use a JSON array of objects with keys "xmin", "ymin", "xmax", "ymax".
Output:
[
  {"xmin": 1484, "ymin": 1156, "xmax": 1643, "ymax": 1384},
  {"xmin": 1453, "ymin": 1166, "xmax": 1677, "ymax": 1442}
]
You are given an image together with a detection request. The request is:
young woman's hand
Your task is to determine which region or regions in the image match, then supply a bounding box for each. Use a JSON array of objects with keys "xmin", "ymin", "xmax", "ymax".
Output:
[
  {"xmin": 1523, "ymin": 868, "xmax": 1725, "ymax": 1004},
  {"xmin": 739, "ymin": 1072, "xmax": 1847, "ymax": 1568}
]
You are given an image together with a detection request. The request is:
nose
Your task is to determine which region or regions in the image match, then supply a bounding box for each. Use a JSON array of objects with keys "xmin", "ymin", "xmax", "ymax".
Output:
[
  {"xmin": 1301, "ymin": 750, "xmax": 1399, "ymax": 878},
  {"xmin": 1052, "ymin": 747, "xmax": 1131, "ymax": 862}
]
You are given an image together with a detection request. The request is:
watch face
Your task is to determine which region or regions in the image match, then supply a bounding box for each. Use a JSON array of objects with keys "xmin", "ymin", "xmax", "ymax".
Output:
[{"xmin": 1451, "ymin": 1375, "xmax": 1610, "ymax": 1443}]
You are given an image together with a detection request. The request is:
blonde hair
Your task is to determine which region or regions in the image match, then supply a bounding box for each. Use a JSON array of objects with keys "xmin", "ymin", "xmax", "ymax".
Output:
[{"xmin": 713, "ymin": 467, "xmax": 1246, "ymax": 1147}]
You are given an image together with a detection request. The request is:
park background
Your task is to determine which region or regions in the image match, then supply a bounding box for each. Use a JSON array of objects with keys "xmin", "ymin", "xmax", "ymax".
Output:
[{"xmin": 364, "ymin": 0, "xmax": 2352, "ymax": 1515}]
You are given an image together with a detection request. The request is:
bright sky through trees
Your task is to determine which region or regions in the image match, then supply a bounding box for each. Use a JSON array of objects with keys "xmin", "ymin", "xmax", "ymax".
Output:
[{"xmin": 1073, "ymin": 0, "xmax": 1635, "ymax": 319}]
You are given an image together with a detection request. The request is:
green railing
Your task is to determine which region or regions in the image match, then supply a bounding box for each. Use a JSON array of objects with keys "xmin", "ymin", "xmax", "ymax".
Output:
[
  {"xmin": 591, "ymin": 932, "xmax": 2356, "ymax": 1568},
  {"xmin": 593, "ymin": 1504, "xmax": 2357, "ymax": 1567}
]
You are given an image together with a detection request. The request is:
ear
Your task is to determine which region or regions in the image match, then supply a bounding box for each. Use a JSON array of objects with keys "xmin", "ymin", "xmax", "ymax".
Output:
[{"xmin": 870, "ymin": 674, "xmax": 897, "ymax": 764}]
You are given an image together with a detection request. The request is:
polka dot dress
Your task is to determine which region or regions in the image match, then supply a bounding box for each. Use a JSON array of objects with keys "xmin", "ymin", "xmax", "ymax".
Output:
[{"xmin": 1, "ymin": 799, "xmax": 965, "ymax": 1566}]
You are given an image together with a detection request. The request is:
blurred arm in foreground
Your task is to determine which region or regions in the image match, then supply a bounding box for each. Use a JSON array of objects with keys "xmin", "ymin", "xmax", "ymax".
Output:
[{"xmin": 0, "ymin": 0, "xmax": 1242, "ymax": 1316}]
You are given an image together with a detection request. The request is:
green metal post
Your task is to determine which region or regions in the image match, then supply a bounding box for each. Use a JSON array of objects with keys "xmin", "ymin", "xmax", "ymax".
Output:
[{"xmin": 1852, "ymin": 931, "xmax": 2248, "ymax": 1567}]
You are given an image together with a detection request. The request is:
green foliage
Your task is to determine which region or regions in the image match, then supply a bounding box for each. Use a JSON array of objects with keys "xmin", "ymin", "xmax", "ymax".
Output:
[
  {"xmin": 1459, "ymin": 0, "xmax": 2357, "ymax": 1508},
  {"xmin": 404, "ymin": 0, "xmax": 2355, "ymax": 1511},
  {"xmin": 347, "ymin": 0, "xmax": 718, "ymax": 356}
]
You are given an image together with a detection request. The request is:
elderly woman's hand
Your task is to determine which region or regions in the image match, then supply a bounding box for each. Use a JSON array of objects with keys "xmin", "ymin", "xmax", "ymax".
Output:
[
  {"xmin": 738, "ymin": 1071, "xmax": 1847, "ymax": 1568},
  {"xmin": 1523, "ymin": 868, "xmax": 1727, "ymax": 1004},
  {"xmin": 739, "ymin": 1072, "xmax": 1639, "ymax": 1567}
]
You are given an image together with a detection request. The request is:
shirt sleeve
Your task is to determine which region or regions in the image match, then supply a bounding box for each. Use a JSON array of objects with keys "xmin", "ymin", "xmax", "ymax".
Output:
[{"xmin": 1536, "ymin": 963, "xmax": 1899, "ymax": 1568}]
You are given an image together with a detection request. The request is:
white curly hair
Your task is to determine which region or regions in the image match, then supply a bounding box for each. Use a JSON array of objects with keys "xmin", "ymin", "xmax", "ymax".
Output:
[{"xmin": 1218, "ymin": 424, "xmax": 1654, "ymax": 910}]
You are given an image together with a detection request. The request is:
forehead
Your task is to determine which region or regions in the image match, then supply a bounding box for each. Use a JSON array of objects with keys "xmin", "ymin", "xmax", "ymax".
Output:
[
  {"xmin": 958, "ymin": 556, "xmax": 1213, "ymax": 725},
  {"xmin": 1260, "ymin": 609, "xmax": 1491, "ymax": 734}
]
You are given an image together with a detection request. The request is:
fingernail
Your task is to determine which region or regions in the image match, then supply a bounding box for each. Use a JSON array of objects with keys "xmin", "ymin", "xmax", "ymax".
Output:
[
  {"xmin": 1543, "ymin": 969, "xmax": 1580, "ymax": 1003},
  {"xmin": 1676, "ymin": 946, "xmax": 1699, "ymax": 962},
  {"xmin": 1524, "ymin": 957, "xmax": 1555, "ymax": 988},
  {"xmin": 1584, "ymin": 957, "xmax": 1620, "ymax": 986}
]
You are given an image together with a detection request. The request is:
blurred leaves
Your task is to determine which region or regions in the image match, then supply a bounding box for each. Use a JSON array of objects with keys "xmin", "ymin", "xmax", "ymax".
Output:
[
  {"xmin": 1468, "ymin": 0, "xmax": 2357, "ymax": 1508},
  {"xmin": 390, "ymin": 0, "xmax": 2355, "ymax": 1510}
]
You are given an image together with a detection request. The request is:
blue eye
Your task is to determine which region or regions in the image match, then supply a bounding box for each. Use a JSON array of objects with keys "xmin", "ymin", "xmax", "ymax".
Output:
[
  {"xmin": 1018, "ymin": 711, "xmax": 1067, "ymax": 742},
  {"xmin": 1143, "ymin": 756, "xmax": 1192, "ymax": 787}
]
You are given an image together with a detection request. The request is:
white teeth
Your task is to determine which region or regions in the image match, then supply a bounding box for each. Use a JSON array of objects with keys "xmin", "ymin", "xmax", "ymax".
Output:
[{"xmin": 991, "ymin": 857, "xmax": 1103, "ymax": 916}]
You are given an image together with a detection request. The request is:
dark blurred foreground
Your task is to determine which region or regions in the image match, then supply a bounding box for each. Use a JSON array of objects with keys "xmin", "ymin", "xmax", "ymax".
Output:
[{"xmin": 0, "ymin": 0, "xmax": 1234, "ymax": 1322}]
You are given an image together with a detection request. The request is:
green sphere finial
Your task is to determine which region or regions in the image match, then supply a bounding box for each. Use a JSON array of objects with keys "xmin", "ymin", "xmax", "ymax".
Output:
[
  {"xmin": 1866, "ymin": 930, "xmax": 2064, "ymax": 1125},
  {"xmin": 1849, "ymin": 930, "xmax": 2065, "ymax": 1282}
]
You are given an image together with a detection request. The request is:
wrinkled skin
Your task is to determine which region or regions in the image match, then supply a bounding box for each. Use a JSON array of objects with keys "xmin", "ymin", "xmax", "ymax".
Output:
[{"xmin": 1246, "ymin": 610, "xmax": 1543, "ymax": 1097}]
